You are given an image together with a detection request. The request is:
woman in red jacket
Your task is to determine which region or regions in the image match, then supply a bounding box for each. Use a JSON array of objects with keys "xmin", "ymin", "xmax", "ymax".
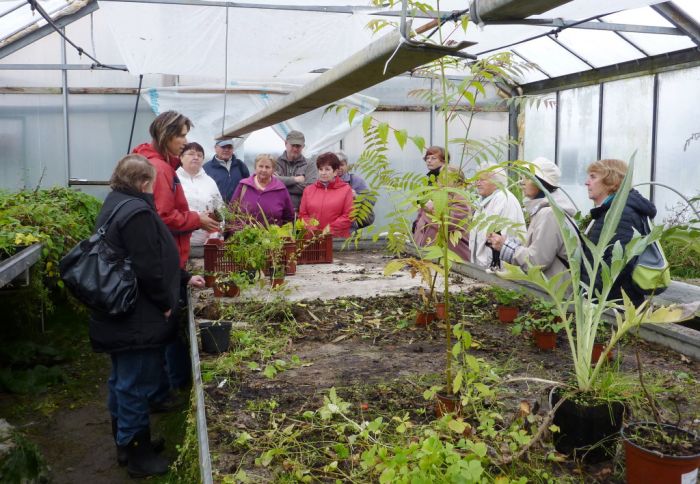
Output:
[
  {"xmin": 299, "ymin": 152, "xmax": 353, "ymax": 238},
  {"xmin": 132, "ymin": 111, "xmax": 219, "ymax": 267}
]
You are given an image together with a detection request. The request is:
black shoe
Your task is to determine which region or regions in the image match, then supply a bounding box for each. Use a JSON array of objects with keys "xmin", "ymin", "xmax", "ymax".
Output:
[
  {"xmin": 125, "ymin": 428, "xmax": 170, "ymax": 478},
  {"xmin": 112, "ymin": 418, "xmax": 165, "ymax": 466},
  {"xmin": 149, "ymin": 390, "xmax": 188, "ymax": 414}
]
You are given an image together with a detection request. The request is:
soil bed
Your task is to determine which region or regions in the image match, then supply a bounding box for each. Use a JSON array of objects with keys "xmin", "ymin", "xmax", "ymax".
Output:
[{"xmin": 194, "ymin": 250, "xmax": 700, "ymax": 483}]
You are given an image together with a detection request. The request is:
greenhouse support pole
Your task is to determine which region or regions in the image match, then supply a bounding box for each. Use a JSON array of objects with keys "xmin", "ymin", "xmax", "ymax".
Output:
[
  {"xmin": 429, "ymin": 77, "xmax": 435, "ymax": 146},
  {"xmin": 61, "ymin": 29, "xmax": 71, "ymax": 187}
]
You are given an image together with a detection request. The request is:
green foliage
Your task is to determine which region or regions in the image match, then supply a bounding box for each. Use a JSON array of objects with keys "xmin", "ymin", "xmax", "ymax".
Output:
[
  {"xmin": 512, "ymin": 299, "xmax": 564, "ymax": 335},
  {"xmin": 0, "ymin": 187, "xmax": 101, "ymax": 284},
  {"xmin": 225, "ymin": 224, "xmax": 282, "ymax": 272},
  {"xmin": 490, "ymin": 286, "xmax": 522, "ymax": 307},
  {"xmin": 0, "ymin": 426, "xmax": 48, "ymax": 483}
]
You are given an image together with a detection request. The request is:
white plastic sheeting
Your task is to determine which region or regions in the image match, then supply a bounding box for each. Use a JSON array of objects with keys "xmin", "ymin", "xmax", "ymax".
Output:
[
  {"xmin": 96, "ymin": 0, "xmax": 666, "ymax": 83},
  {"xmin": 141, "ymin": 82, "xmax": 378, "ymax": 157}
]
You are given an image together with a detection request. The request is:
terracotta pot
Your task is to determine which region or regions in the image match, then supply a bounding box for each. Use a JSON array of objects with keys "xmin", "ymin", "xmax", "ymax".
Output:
[
  {"xmin": 270, "ymin": 277, "xmax": 285, "ymax": 288},
  {"xmin": 204, "ymin": 274, "xmax": 215, "ymax": 288},
  {"xmin": 213, "ymin": 282, "xmax": 240, "ymax": 298},
  {"xmin": 415, "ymin": 310, "xmax": 437, "ymax": 327},
  {"xmin": 436, "ymin": 302, "xmax": 447, "ymax": 320},
  {"xmin": 435, "ymin": 393, "xmax": 461, "ymax": 417},
  {"xmin": 591, "ymin": 343, "xmax": 613, "ymax": 366},
  {"xmin": 551, "ymin": 388, "xmax": 625, "ymax": 463},
  {"xmin": 497, "ymin": 305, "xmax": 518, "ymax": 323},
  {"xmin": 622, "ymin": 422, "xmax": 700, "ymax": 484},
  {"xmin": 532, "ymin": 330, "xmax": 557, "ymax": 351}
]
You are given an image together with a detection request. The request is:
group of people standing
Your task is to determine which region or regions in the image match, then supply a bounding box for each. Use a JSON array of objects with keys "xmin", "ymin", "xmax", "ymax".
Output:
[
  {"xmin": 88, "ymin": 108, "xmax": 656, "ymax": 478},
  {"xmin": 412, "ymin": 146, "xmax": 657, "ymax": 308}
]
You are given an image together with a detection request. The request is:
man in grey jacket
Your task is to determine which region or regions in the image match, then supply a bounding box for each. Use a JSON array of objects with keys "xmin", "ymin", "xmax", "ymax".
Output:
[{"xmin": 276, "ymin": 130, "xmax": 318, "ymax": 211}]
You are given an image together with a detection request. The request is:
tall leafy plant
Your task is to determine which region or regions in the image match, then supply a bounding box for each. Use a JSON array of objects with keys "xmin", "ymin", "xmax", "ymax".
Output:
[{"xmin": 336, "ymin": 5, "xmax": 531, "ymax": 396}]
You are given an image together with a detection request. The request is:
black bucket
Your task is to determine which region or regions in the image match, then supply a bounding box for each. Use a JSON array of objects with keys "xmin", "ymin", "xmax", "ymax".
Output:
[
  {"xmin": 199, "ymin": 320, "xmax": 232, "ymax": 354},
  {"xmin": 550, "ymin": 387, "xmax": 625, "ymax": 463}
]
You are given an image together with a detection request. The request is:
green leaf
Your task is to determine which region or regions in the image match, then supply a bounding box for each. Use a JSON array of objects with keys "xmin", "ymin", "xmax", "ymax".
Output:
[
  {"xmin": 348, "ymin": 108, "xmax": 358, "ymax": 125},
  {"xmin": 394, "ymin": 129, "xmax": 408, "ymax": 149},
  {"xmin": 448, "ymin": 418, "xmax": 467, "ymax": 434},
  {"xmin": 411, "ymin": 135, "xmax": 426, "ymax": 153},
  {"xmin": 377, "ymin": 122, "xmax": 389, "ymax": 143},
  {"xmin": 362, "ymin": 115, "xmax": 372, "ymax": 134}
]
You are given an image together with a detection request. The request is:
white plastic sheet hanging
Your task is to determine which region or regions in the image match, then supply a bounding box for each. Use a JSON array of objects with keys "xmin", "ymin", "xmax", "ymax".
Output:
[{"xmin": 141, "ymin": 83, "xmax": 378, "ymax": 158}]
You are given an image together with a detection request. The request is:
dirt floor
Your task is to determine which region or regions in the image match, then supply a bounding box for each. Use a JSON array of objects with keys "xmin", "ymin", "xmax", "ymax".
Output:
[
  {"xmin": 194, "ymin": 250, "xmax": 700, "ymax": 482},
  {"xmin": 4, "ymin": 249, "xmax": 698, "ymax": 483}
]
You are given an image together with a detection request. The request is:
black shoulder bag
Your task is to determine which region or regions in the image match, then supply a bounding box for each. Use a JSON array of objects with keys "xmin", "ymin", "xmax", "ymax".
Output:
[{"xmin": 59, "ymin": 198, "xmax": 143, "ymax": 316}]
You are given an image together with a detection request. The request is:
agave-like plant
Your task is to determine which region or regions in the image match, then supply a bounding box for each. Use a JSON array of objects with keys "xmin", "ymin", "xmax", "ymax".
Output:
[{"xmin": 499, "ymin": 158, "xmax": 699, "ymax": 392}]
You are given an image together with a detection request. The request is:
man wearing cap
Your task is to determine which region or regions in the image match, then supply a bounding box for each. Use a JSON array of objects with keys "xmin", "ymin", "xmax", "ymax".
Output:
[
  {"xmin": 203, "ymin": 139, "xmax": 250, "ymax": 202},
  {"xmin": 486, "ymin": 157, "xmax": 576, "ymax": 280},
  {"xmin": 276, "ymin": 130, "xmax": 318, "ymax": 211}
]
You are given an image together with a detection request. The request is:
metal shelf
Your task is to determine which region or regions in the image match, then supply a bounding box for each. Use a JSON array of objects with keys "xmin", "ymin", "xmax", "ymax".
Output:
[{"xmin": 0, "ymin": 243, "xmax": 43, "ymax": 289}]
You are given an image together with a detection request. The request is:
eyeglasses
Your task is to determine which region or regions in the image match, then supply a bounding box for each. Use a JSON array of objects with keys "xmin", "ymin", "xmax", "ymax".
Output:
[{"xmin": 424, "ymin": 155, "xmax": 441, "ymax": 162}]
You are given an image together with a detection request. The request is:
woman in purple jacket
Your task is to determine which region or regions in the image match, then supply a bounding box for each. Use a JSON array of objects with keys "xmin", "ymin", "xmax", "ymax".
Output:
[{"xmin": 231, "ymin": 154, "xmax": 294, "ymax": 225}]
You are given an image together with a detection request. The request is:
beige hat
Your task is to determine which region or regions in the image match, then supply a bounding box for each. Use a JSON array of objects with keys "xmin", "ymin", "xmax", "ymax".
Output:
[
  {"xmin": 531, "ymin": 157, "xmax": 560, "ymax": 188},
  {"xmin": 285, "ymin": 130, "xmax": 305, "ymax": 145}
]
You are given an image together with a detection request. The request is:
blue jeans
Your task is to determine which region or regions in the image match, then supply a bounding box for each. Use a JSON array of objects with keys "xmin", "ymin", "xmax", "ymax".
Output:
[
  {"xmin": 108, "ymin": 348, "xmax": 163, "ymax": 446},
  {"xmin": 151, "ymin": 306, "xmax": 192, "ymax": 403}
]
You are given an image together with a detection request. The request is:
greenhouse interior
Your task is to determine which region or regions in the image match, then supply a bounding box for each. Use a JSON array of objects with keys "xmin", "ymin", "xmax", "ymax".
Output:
[{"xmin": 1, "ymin": 0, "xmax": 700, "ymax": 482}]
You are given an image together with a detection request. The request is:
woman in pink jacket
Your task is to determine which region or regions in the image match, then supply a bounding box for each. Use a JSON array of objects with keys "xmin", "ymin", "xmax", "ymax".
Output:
[{"xmin": 299, "ymin": 152, "xmax": 353, "ymax": 238}]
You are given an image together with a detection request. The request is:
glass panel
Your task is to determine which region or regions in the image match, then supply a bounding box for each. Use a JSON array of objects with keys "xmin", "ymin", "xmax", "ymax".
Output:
[
  {"xmin": 554, "ymin": 28, "xmax": 645, "ymax": 67},
  {"xmin": 514, "ymin": 37, "xmax": 591, "ymax": 77},
  {"xmin": 558, "ymin": 86, "xmax": 600, "ymax": 214},
  {"xmin": 0, "ymin": 94, "xmax": 66, "ymax": 190},
  {"xmin": 67, "ymin": 94, "xmax": 156, "ymax": 184},
  {"xmin": 522, "ymin": 95, "xmax": 556, "ymax": 163},
  {"xmin": 654, "ymin": 66, "xmax": 700, "ymax": 223},
  {"xmin": 601, "ymin": 75, "xmax": 653, "ymax": 198},
  {"xmin": 603, "ymin": 7, "xmax": 676, "ymax": 27}
]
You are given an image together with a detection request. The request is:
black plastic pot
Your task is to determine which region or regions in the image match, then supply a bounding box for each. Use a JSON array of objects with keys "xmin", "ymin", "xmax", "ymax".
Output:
[
  {"xmin": 550, "ymin": 387, "xmax": 625, "ymax": 463},
  {"xmin": 199, "ymin": 320, "xmax": 232, "ymax": 354}
]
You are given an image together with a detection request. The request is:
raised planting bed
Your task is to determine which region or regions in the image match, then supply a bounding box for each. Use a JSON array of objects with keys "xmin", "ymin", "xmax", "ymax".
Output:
[
  {"xmin": 187, "ymin": 250, "xmax": 700, "ymax": 483},
  {"xmin": 0, "ymin": 243, "xmax": 42, "ymax": 288}
]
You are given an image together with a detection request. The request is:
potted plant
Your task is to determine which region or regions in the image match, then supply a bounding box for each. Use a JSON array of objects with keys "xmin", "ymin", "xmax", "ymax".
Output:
[
  {"xmin": 499, "ymin": 158, "xmax": 700, "ymax": 461},
  {"xmin": 212, "ymin": 271, "xmax": 249, "ymax": 298},
  {"xmin": 512, "ymin": 299, "xmax": 563, "ymax": 351},
  {"xmin": 491, "ymin": 286, "xmax": 521, "ymax": 323}
]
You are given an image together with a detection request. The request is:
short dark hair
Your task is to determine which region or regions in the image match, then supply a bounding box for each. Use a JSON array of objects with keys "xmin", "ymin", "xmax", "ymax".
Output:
[
  {"xmin": 182, "ymin": 142, "xmax": 204, "ymax": 155},
  {"xmin": 316, "ymin": 152, "xmax": 340, "ymax": 171},
  {"xmin": 148, "ymin": 111, "xmax": 193, "ymax": 158},
  {"xmin": 424, "ymin": 146, "xmax": 448, "ymax": 163},
  {"xmin": 110, "ymin": 155, "xmax": 155, "ymax": 192}
]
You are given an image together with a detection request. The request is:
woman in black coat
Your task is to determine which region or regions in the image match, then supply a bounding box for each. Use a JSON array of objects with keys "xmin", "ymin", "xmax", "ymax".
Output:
[
  {"xmin": 583, "ymin": 158, "xmax": 657, "ymax": 306},
  {"xmin": 89, "ymin": 154, "xmax": 180, "ymax": 478}
]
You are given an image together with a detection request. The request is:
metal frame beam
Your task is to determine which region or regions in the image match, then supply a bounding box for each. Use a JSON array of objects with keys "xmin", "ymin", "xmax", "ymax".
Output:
[
  {"xmin": 0, "ymin": 0, "xmax": 99, "ymax": 60},
  {"xmin": 652, "ymin": 1, "xmax": 700, "ymax": 46},
  {"xmin": 470, "ymin": 0, "xmax": 572, "ymax": 22},
  {"xmin": 0, "ymin": 63, "xmax": 127, "ymax": 70},
  {"xmin": 485, "ymin": 18, "xmax": 682, "ymax": 36},
  {"xmin": 520, "ymin": 46, "xmax": 700, "ymax": 94}
]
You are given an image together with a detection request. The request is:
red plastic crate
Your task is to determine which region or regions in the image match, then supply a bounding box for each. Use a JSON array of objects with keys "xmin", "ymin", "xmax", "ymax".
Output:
[
  {"xmin": 203, "ymin": 240, "xmax": 246, "ymax": 274},
  {"xmin": 206, "ymin": 239, "xmax": 297, "ymax": 276},
  {"xmin": 297, "ymin": 234, "xmax": 333, "ymax": 265}
]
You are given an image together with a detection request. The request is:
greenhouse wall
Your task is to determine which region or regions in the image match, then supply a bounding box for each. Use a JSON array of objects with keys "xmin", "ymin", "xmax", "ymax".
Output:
[{"xmin": 522, "ymin": 65, "xmax": 700, "ymax": 222}]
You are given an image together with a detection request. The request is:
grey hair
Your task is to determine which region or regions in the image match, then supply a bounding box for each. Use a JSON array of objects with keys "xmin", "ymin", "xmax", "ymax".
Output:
[{"xmin": 335, "ymin": 150, "xmax": 348, "ymax": 163}]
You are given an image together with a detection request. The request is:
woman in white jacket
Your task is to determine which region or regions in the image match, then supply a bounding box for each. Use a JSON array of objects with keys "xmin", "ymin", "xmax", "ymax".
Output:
[
  {"xmin": 487, "ymin": 157, "xmax": 576, "ymax": 280},
  {"xmin": 469, "ymin": 168, "xmax": 526, "ymax": 268}
]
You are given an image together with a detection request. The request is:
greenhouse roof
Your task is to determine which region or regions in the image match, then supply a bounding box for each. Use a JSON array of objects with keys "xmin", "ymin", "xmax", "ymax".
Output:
[
  {"xmin": 2, "ymin": 1, "xmax": 699, "ymax": 85},
  {"xmin": 2, "ymin": 1, "xmax": 700, "ymax": 132}
]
